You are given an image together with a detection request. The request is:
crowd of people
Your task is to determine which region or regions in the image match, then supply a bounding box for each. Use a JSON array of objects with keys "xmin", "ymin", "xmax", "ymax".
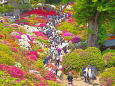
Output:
[
  {"xmin": 35, "ymin": 4, "xmax": 97, "ymax": 86},
  {"xmin": 36, "ymin": 4, "xmax": 73, "ymax": 83}
]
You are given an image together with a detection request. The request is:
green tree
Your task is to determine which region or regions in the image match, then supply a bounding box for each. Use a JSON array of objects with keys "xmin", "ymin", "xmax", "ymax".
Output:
[
  {"xmin": 61, "ymin": 0, "xmax": 76, "ymax": 4},
  {"xmin": 0, "ymin": 4, "xmax": 14, "ymax": 15},
  {"xmin": 72, "ymin": 0, "xmax": 115, "ymax": 47},
  {"xmin": 30, "ymin": 0, "xmax": 45, "ymax": 10}
]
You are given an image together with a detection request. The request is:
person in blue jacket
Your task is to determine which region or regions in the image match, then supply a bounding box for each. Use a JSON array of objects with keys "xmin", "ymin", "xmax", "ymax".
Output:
[{"xmin": 82, "ymin": 64, "xmax": 87, "ymax": 83}]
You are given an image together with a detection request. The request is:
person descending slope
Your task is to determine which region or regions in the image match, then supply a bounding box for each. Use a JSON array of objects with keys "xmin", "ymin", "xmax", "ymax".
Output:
[{"xmin": 67, "ymin": 72, "xmax": 73, "ymax": 86}]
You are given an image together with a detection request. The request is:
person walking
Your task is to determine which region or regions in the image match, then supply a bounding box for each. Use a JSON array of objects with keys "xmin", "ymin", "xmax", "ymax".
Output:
[
  {"xmin": 82, "ymin": 64, "xmax": 87, "ymax": 83},
  {"xmin": 67, "ymin": 72, "xmax": 73, "ymax": 86}
]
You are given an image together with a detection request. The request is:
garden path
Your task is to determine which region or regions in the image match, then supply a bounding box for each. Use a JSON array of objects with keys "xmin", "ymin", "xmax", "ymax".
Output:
[{"xmin": 61, "ymin": 75, "xmax": 100, "ymax": 86}]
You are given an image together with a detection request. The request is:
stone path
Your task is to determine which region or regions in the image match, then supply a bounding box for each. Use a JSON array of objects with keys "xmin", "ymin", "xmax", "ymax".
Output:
[{"xmin": 61, "ymin": 75, "xmax": 100, "ymax": 86}]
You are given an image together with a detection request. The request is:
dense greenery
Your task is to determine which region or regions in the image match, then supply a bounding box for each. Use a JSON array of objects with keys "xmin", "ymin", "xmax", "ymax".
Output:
[
  {"xmin": 100, "ymin": 67, "xmax": 115, "ymax": 86},
  {"xmin": 62, "ymin": 47, "xmax": 105, "ymax": 72},
  {"xmin": 0, "ymin": 4, "xmax": 14, "ymax": 15},
  {"xmin": 57, "ymin": 22, "xmax": 76, "ymax": 34},
  {"xmin": 72, "ymin": 0, "xmax": 115, "ymax": 47},
  {"xmin": 0, "ymin": 43, "xmax": 15, "ymax": 65},
  {"xmin": 103, "ymin": 52, "xmax": 115, "ymax": 68}
]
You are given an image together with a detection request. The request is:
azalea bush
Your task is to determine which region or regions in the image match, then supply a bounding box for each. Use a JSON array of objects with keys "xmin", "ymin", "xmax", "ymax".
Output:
[
  {"xmin": 37, "ymin": 68, "xmax": 57, "ymax": 81},
  {"xmin": 103, "ymin": 52, "xmax": 115, "ymax": 68},
  {"xmin": 0, "ymin": 71, "xmax": 36, "ymax": 86},
  {"xmin": 0, "ymin": 51, "xmax": 15, "ymax": 66},
  {"xmin": 36, "ymin": 37, "xmax": 49, "ymax": 46},
  {"xmin": 0, "ymin": 64, "xmax": 24, "ymax": 78},
  {"xmin": 0, "ymin": 43, "xmax": 15, "ymax": 65},
  {"xmin": 34, "ymin": 58, "xmax": 45, "ymax": 69},
  {"xmin": 57, "ymin": 22, "xmax": 76, "ymax": 34},
  {"xmin": 62, "ymin": 47, "xmax": 105, "ymax": 72},
  {"xmin": 100, "ymin": 67, "xmax": 115, "ymax": 86},
  {"xmin": 47, "ymin": 80, "xmax": 59, "ymax": 86}
]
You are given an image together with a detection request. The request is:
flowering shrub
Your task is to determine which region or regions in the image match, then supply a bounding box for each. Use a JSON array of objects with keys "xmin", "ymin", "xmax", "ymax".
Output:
[
  {"xmin": 100, "ymin": 67, "xmax": 115, "ymax": 86},
  {"xmin": 57, "ymin": 22, "xmax": 76, "ymax": 34},
  {"xmin": 103, "ymin": 52, "xmax": 115, "ymax": 68},
  {"xmin": 71, "ymin": 35, "xmax": 81, "ymax": 43},
  {"xmin": 62, "ymin": 47, "xmax": 105, "ymax": 72},
  {"xmin": 37, "ymin": 68, "xmax": 57, "ymax": 81},
  {"xmin": 23, "ymin": 8, "xmax": 58, "ymax": 17},
  {"xmin": 0, "ymin": 64, "xmax": 24, "ymax": 78},
  {"xmin": 0, "ymin": 71, "xmax": 35, "ymax": 86},
  {"xmin": 25, "ymin": 54, "xmax": 38, "ymax": 61},
  {"xmin": 33, "ymin": 31, "xmax": 48, "ymax": 40}
]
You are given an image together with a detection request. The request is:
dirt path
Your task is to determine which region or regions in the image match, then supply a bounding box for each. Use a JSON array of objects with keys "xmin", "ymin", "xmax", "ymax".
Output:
[{"xmin": 61, "ymin": 75, "xmax": 100, "ymax": 86}]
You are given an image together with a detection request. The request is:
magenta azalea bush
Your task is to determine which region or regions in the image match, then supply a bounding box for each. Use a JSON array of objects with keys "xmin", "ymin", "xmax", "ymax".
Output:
[
  {"xmin": 71, "ymin": 35, "xmax": 81, "ymax": 43},
  {"xmin": 64, "ymin": 32, "xmax": 72, "ymax": 36},
  {"xmin": 25, "ymin": 54, "xmax": 38, "ymax": 61},
  {"xmin": 0, "ymin": 64, "xmax": 24, "ymax": 78}
]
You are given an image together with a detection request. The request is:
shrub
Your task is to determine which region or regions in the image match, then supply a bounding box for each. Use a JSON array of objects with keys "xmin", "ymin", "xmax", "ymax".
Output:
[
  {"xmin": 47, "ymin": 80, "xmax": 59, "ymax": 86},
  {"xmin": 0, "ymin": 51, "xmax": 15, "ymax": 66},
  {"xmin": 62, "ymin": 47, "xmax": 105, "ymax": 72},
  {"xmin": 102, "ymin": 49, "xmax": 115, "ymax": 55},
  {"xmin": 0, "ymin": 71, "xmax": 35, "ymax": 86},
  {"xmin": 0, "ymin": 43, "xmax": 13, "ymax": 55},
  {"xmin": 0, "ymin": 43, "xmax": 15, "ymax": 66},
  {"xmin": 34, "ymin": 58, "xmax": 45, "ymax": 69},
  {"xmin": 57, "ymin": 22, "xmax": 76, "ymax": 34},
  {"xmin": 100, "ymin": 67, "xmax": 115, "ymax": 86},
  {"xmin": 103, "ymin": 52, "xmax": 115, "ymax": 68}
]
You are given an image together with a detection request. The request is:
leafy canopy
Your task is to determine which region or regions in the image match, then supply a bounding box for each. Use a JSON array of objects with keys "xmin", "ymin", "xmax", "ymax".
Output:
[{"xmin": 72, "ymin": 0, "xmax": 115, "ymax": 24}]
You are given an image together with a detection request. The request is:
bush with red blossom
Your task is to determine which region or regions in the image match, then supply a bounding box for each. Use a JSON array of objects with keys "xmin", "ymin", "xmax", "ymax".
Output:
[
  {"xmin": 0, "ymin": 64, "xmax": 24, "ymax": 78},
  {"xmin": 23, "ymin": 8, "xmax": 59, "ymax": 17}
]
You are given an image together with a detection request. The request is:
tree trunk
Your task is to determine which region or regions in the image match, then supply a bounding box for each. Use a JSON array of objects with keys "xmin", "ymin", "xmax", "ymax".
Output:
[
  {"xmin": 41, "ymin": 0, "xmax": 43, "ymax": 10},
  {"xmin": 87, "ymin": 13, "xmax": 99, "ymax": 48}
]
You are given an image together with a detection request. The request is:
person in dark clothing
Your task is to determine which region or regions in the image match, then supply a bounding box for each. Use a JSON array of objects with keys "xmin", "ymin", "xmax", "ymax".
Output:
[
  {"xmin": 67, "ymin": 72, "xmax": 73, "ymax": 85},
  {"xmin": 82, "ymin": 64, "xmax": 87, "ymax": 83}
]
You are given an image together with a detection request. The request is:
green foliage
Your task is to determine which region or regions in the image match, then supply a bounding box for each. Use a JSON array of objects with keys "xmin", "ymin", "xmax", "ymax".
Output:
[
  {"xmin": 98, "ymin": 27, "xmax": 108, "ymax": 45},
  {"xmin": 72, "ymin": 0, "xmax": 115, "ymax": 24},
  {"xmin": 61, "ymin": 0, "xmax": 76, "ymax": 4},
  {"xmin": 34, "ymin": 58, "xmax": 45, "ymax": 69},
  {"xmin": 36, "ymin": 37, "xmax": 49, "ymax": 46},
  {"xmin": 57, "ymin": 22, "xmax": 76, "ymax": 34},
  {"xmin": 0, "ymin": 43, "xmax": 15, "ymax": 65},
  {"xmin": 0, "ymin": 51, "xmax": 15, "ymax": 66},
  {"xmin": 47, "ymin": 80, "xmax": 59, "ymax": 86},
  {"xmin": 103, "ymin": 52, "xmax": 115, "ymax": 68},
  {"xmin": 102, "ymin": 20, "xmax": 115, "ymax": 34},
  {"xmin": 88, "ymin": 28, "xmax": 94, "ymax": 34},
  {"xmin": 100, "ymin": 67, "xmax": 115, "ymax": 86},
  {"xmin": 62, "ymin": 47, "xmax": 105, "ymax": 72},
  {"xmin": 45, "ymin": 0, "xmax": 61, "ymax": 4},
  {"xmin": 0, "ymin": 4, "xmax": 14, "ymax": 14},
  {"xmin": 30, "ymin": 0, "xmax": 45, "ymax": 4},
  {"xmin": 102, "ymin": 49, "xmax": 115, "ymax": 55},
  {"xmin": 0, "ymin": 43, "xmax": 13, "ymax": 55}
]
